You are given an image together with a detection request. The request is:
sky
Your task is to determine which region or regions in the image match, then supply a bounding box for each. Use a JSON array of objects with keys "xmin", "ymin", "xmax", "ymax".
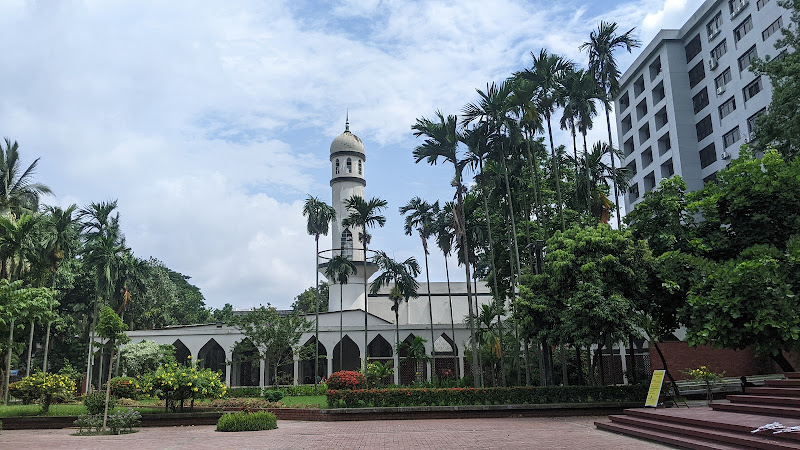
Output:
[{"xmin": 0, "ymin": 0, "xmax": 706, "ymax": 311}]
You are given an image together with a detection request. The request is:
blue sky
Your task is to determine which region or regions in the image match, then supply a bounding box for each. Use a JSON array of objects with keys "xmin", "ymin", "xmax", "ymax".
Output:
[{"xmin": 0, "ymin": 0, "xmax": 705, "ymax": 310}]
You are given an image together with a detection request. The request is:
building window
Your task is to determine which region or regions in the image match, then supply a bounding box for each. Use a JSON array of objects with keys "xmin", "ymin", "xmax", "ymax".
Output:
[
  {"xmin": 634, "ymin": 75, "xmax": 646, "ymax": 97},
  {"xmin": 711, "ymin": 39, "xmax": 728, "ymax": 61},
  {"xmin": 636, "ymin": 99, "xmax": 648, "ymax": 120},
  {"xmin": 729, "ymin": 0, "xmax": 748, "ymax": 15},
  {"xmin": 628, "ymin": 182, "xmax": 640, "ymax": 201},
  {"xmin": 693, "ymin": 88, "xmax": 710, "ymax": 114},
  {"xmin": 715, "ymin": 67, "xmax": 732, "ymax": 92},
  {"xmin": 688, "ymin": 61, "xmax": 706, "ymax": 88},
  {"xmin": 707, "ymin": 12, "xmax": 723, "ymax": 38},
  {"xmin": 743, "ymin": 76, "xmax": 763, "ymax": 102},
  {"xmin": 649, "ymin": 57, "xmax": 662, "ymax": 81},
  {"xmin": 700, "ymin": 143, "xmax": 717, "ymax": 169},
  {"xmin": 763, "ymin": 17, "xmax": 783, "ymax": 41},
  {"xmin": 644, "ymin": 171, "xmax": 656, "ymax": 193},
  {"xmin": 658, "ymin": 133, "xmax": 671, "ymax": 156},
  {"xmin": 747, "ymin": 107, "xmax": 766, "ymax": 134},
  {"xmin": 661, "ymin": 158, "xmax": 675, "ymax": 178},
  {"xmin": 346, "ymin": 157, "xmax": 352, "ymax": 174},
  {"xmin": 685, "ymin": 34, "xmax": 702, "ymax": 63},
  {"xmin": 358, "ymin": 160, "xmax": 362, "ymax": 175},
  {"xmin": 757, "ymin": 0, "xmax": 771, "ymax": 10},
  {"xmin": 335, "ymin": 159, "xmax": 340, "ymax": 174},
  {"xmin": 622, "ymin": 114, "xmax": 632, "ymax": 134},
  {"xmin": 641, "ymin": 147, "xmax": 653, "ymax": 168},
  {"xmin": 639, "ymin": 124, "xmax": 651, "ymax": 144},
  {"xmin": 626, "ymin": 160, "xmax": 637, "ymax": 177},
  {"xmin": 624, "ymin": 137, "xmax": 634, "ymax": 157},
  {"xmin": 718, "ymin": 96, "xmax": 737, "ymax": 120},
  {"xmin": 696, "ymin": 115, "xmax": 714, "ymax": 141},
  {"xmin": 619, "ymin": 92, "xmax": 630, "ymax": 111},
  {"xmin": 652, "ymin": 81, "xmax": 666, "ymax": 104},
  {"xmin": 704, "ymin": 172, "xmax": 718, "ymax": 184},
  {"xmin": 723, "ymin": 126, "xmax": 741, "ymax": 148},
  {"xmin": 738, "ymin": 45, "xmax": 758, "ymax": 72},
  {"xmin": 341, "ymin": 229, "xmax": 353, "ymax": 260},
  {"xmin": 734, "ymin": 15, "xmax": 753, "ymax": 42}
]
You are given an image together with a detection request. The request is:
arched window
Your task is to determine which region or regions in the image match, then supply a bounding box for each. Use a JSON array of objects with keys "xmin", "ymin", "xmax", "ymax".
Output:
[
  {"xmin": 341, "ymin": 229, "xmax": 353, "ymax": 260},
  {"xmin": 335, "ymin": 159, "xmax": 340, "ymax": 174},
  {"xmin": 346, "ymin": 157, "xmax": 352, "ymax": 174},
  {"xmin": 358, "ymin": 160, "xmax": 362, "ymax": 175}
]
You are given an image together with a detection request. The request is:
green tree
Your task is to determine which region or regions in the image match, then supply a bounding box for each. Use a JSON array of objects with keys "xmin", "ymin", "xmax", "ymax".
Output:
[
  {"xmin": 95, "ymin": 306, "xmax": 129, "ymax": 430},
  {"xmin": 752, "ymin": 0, "xmax": 800, "ymax": 159},
  {"xmin": 120, "ymin": 340, "xmax": 176, "ymax": 377},
  {"xmin": 399, "ymin": 197, "xmax": 440, "ymax": 376},
  {"xmin": 0, "ymin": 138, "xmax": 52, "ymax": 218},
  {"xmin": 580, "ymin": 21, "xmax": 641, "ymax": 228},
  {"xmin": 341, "ymin": 194, "xmax": 387, "ymax": 371},
  {"xmin": 302, "ymin": 195, "xmax": 336, "ymax": 391},
  {"xmin": 291, "ymin": 283, "xmax": 329, "ymax": 314},
  {"xmin": 231, "ymin": 306, "xmax": 313, "ymax": 386},
  {"xmin": 324, "ymin": 255, "xmax": 357, "ymax": 371},
  {"xmin": 432, "ymin": 204, "xmax": 459, "ymax": 376},
  {"xmin": 412, "ymin": 111, "xmax": 480, "ymax": 387}
]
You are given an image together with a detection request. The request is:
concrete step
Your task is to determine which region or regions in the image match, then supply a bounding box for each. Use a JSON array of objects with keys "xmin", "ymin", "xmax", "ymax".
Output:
[
  {"xmin": 786, "ymin": 372, "xmax": 800, "ymax": 379},
  {"xmin": 728, "ymin": 395, "xmax": 800, "ymax": 408},
  {"xmin": 767, "ymin": 379, "xmax": 800, "ymax": 387},
  {"xmin": 596, "ymin": 420, "xmax": 742, "ymax": 449},
  {"xmin": 609, "ymin": 414, "xmax": 800, "ymax": 449},
  {"xmin": 746, "ymin": 387, "xmax": 800, "ymax": 397},
  {"xmin": 713, "ymin": 402, "xmax": 800, "ymax": 418}
]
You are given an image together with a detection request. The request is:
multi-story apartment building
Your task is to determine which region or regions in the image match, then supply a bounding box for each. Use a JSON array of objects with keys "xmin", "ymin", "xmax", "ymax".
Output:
[{"xmin": 616, "ymin": 0, "xmax": 788, "ymax": 212}]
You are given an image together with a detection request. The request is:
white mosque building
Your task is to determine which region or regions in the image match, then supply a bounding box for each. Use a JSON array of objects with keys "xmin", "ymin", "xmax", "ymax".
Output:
[{"xmin": 127, "ymin": 121, "xmax": 492, "ymax": 387}]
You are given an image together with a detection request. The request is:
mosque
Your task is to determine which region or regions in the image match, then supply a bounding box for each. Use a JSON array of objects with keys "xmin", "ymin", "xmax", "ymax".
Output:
[{"xmin": 127, "ymin": 121, "xmax": 493, "ymax": 387}]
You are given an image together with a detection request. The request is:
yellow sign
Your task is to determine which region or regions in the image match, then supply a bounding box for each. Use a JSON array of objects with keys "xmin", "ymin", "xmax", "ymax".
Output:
[{"xmin": 645, "ymin": 370, "xmax": 666, "ymax": 407}]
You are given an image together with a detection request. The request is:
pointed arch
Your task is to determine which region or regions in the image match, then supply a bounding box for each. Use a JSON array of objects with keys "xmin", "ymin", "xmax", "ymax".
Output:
[
  {"xmin": 232, "ymin": 339, "xmax": 259, "ymax": 387},
  {"xmin": 172, "ymin": 339, "xmax": 191, "ymax": 366},
  {"xmin": 434, "ymin": 333, "xmax": 457, "ymax": 355},
  {"xmin": 333, "ymin": 335, "xmax": 360, "ymax": 371},
  {"xmin": 368, "ymin": 335, "xmax": 393, "ymax": 358},
  {"xmin": 198, "ymin": 339, "xmax": 226, "ymax": 381},
  {"xmin": 335, "ymin": 158, "xmax": 340, "ymax": 174},
  {"xmin": 300, "ymin": 336, "xmax": 327, "ymax": 384},
  {"xmin": 358, "ymin": 159, "xmax": 362, "ymax": 175},
  {"xmin": 346, "ymin": 157, "xmax": 352, "ymax": 173}
]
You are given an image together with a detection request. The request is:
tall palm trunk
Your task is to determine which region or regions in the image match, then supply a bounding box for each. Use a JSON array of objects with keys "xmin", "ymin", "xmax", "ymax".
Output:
[
  {"xmin": 524, "ymin": 132, "xmax": 546, "ymax": 240},
  {"xmin": 362, "ymin": 241, "xmax": 369, "ymax": 372},
  {"xmin": 423, "ymin": 249, "xmax": 436, "ymax": 379},
  {"xmin": 604, "ymin": 105, "xmax": 621, "ymax": 228},
  {"xmin": 455, "ymin": 191, "xmax": 480, "ymax": 388},
  {"xmin": 582, "ymin": 131, "xmax": 592, "ymax": 214},
  {"xmin": 339, "ymin": 282, "xmax": 344, "ymax": 372},
  {"xmin": 26, "ymin": 320, "xmax": 34, "ymax": 376},
  {"xmin": 3, "ymin": 318, "xmax": 14, "ymax": 404},
  {"xmin": 477, "ymin": 165, "xmax": 506, "ymax": 387},
  {"xmin": 42, "ymin": 321, "xmax": 52, "ymax": 373},
  {"xmin": 443, "ymin": 256, "xmax": 457, "ymax": 376},
  {"xmin": 546, "ymin": 115, "xmax": 566, "ymax": 232},
  {"xmin": 314, "ymin": 235, "xmax": 320, "ymax": 392}
]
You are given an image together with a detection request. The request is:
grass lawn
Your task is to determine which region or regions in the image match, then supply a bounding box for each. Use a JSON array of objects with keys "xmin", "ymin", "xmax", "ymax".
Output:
[
  {"xmin": 280, "ymin": 395, "xmax": 327, "ymax": 408},
  {"xmin": 0, "ymin": 403, "xmax": 162, "ymax": 418}
]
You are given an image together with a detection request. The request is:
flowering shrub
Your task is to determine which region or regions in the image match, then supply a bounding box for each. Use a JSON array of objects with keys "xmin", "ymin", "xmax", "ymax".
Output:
[
  {"xmin": 683, "ymin": 366, "xmax": 725, "ymax": 404},
  {"xmin": 326, "ymin": 385, "xmax": 649, "ymax": 408},
  {"xmin": 327, "ymin": 370, "xmax": 366, "ymax": 390},
  {"xmin": 107, "ymin": 377, "xmax": 140, "ymax": 399},
  {"xmin": 9, "ymin": 372, "xmax": 76, "ymax": 413},
  {"xmin": 365, "ymin": 361, "xmax": 394, "ymax": 387},
  {"xmin": 140, "ymin": 363, "xmax": 227, "ymax": 412}
]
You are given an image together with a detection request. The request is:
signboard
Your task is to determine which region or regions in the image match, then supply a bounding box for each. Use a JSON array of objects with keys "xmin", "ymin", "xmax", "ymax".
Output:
[
  {"xmin": 645, "ymin": 370, "xmax": 666, "ymax": 407},
  {"xmin": 10, "ymin": 369, "xmax": 18, "ymax": 376}
]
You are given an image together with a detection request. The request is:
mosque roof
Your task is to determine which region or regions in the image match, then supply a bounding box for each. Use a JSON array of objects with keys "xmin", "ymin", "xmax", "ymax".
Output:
[{"xmin": 330, "ymin": 116, "xmax": 365, "ymax": 155}]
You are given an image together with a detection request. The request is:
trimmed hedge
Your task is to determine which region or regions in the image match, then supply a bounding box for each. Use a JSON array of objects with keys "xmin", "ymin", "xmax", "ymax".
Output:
[
  {"xmin": 326, "ymin": 385, "xmax": 649, "ymax": 408},
  {"xmin": 216, "ymin": 411, "xmax": 277, "ymax": 432}
]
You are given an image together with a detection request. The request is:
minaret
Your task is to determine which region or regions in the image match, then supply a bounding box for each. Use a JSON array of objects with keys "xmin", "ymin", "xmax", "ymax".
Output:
[{"xmin": 324, "ymin": 117, "xmax": 376, "ymax": 311}]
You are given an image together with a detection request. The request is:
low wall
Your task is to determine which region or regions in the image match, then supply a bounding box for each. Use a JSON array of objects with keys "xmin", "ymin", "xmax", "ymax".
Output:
[{"xmin": 649, "ymin": 342, "xmax": 761, "ymax": 379}]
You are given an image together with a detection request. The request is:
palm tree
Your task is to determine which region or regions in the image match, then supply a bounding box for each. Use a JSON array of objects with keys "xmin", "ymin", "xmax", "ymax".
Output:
[
  {"xmin": 0, "ymin": 214, "xmax": 42, "ymax": 281},
  {"xmin": 0, "ymin": 138, "xmax": 52, "ymax": 218},
  {"xmin": 324, "ymin": 255, "xmax": 357, "ymax": 371},
  {"xmin": 302, "ymin": 195, "xmax": 336, "ymax": 389},
  {"xmin": 370, "ymin": 250, "xmax": 420, "ymax": 379},
  {"xmin": 399, "ymin": 197, "xmax": 440, "ymax": 377},
  {"xmin": 79, "ymin": 200, "xmax": 128, "ymax": 390},
  {"xmin": 433, "ymin": 204, "xmax": 459, "ymax": 376},
  {"xmin": 580, "ymin": 21, "xmax": 641, "ymax": 228},
  {"xmin": 580, "ymin": 142, "xmax": 630, "ymax": 223},
  {"xmin": 518, "ymin": 50, "xmax": 575, "ymax": 232},
  {"xmin": 412, "ymin": 111, "xmax": 480, "ymax": 387},
  {"xmin": 340, "ymin": 195, "xmax": 387, "ymax": 371}
]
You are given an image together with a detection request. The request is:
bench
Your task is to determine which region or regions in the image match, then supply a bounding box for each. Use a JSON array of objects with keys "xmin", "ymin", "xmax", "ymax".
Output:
[{"xmin": 672, "ymin": 374, "xmax": 786, "ymax": 397}]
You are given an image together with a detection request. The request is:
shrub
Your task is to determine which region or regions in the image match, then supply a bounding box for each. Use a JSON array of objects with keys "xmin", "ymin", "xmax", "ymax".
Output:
[
  {"xmin": 140, "ymin": 363, "xmax": 227, "ymax": 412},
  {"xmin": 75, "ymin": 408, "xmax": 141, "ymax": 435},
  {"xmin": 262, "ymin": 389, "xmax": 284, "ymax": 402},
  {"xmin": 9, "ymin": 372, "xmax": 76, "ymax": 413},
  {"xmin": 107, "ymin": 377, "xmax": 140, "ymax": 399},
  {"xmin": 84, "ymin": 391, "xmax": 116, "ymax": 415},
  {"xmin": 216, "ymin": 411, "xmax": 277, "ymax": 432},
  {"xmin": 227, "ymin": 387, "xmax": 263, "ymax": 398},
  {"xmin": 327, "ymin": 371, "xmax": 366, "ymax": 390},
  {"xmin": 326, "ymin": 385, "xmax": 649, "ymax": 408}
]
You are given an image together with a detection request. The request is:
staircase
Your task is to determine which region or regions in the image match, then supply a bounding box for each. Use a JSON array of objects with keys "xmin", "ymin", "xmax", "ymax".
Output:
[{"xmin": 595, "ymin": 372, "xmax": 800, "ymax": 449}]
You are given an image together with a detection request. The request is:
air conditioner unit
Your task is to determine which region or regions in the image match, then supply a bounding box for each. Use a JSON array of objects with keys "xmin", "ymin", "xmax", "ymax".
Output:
[
  {"xmin": 709, "ymin": 29, "xmax": 720, "ymax": 40},
  {"xmin": 749, "ymin": 131, "xmax": 756, "ymax": 140},
  {"xmin": 717, "ymin": 85, "xmax": 726, "ymax": 95},
  {"xmin": 709, "ymin": 58, "xmax": 719, "ymax": 70},
  {"xmin": 721, "ymin": 151, "xmax": 731, "ymax": 159}
]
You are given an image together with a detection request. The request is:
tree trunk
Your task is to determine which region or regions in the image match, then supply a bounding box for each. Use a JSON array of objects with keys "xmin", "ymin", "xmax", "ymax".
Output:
[
  {"xmin": 652, "ymin": 341, "xmax": 681, "ymax": 397},
  {"xmin": 603, "ymin": 104, "xmax": 621, "ymax": 229},
  {"xmin": 314, "ymin": 236, "xmax": 320, "ymax": 393},
  {"xmin": 546, "ymin": 115, "xmax": 565, "ymax": 232},
  {"xmin": 443, "ymin": 257, "xmax": 457, "ymax": 377},
  {"xmin": 4, "ymin": 318, "xmax": 14, "ymax": 404},
  {"xmin": 339, "ymin": 282, "xmax": 344, "ymax": 372},
  {"xmin": 628, "ymin": 336, "xmax": 636, "ymax": 384},
  {"xmin": 561, "ymin": 341, "xmax": 568, "ymax": 386},
  {"xmin": 575, "ymin": 345, "xmax": 584, "ymax": 386},
  {"xmin": 42, "ymin": 321, "xmax": 52, "ymax": 373},
  {"xmin": 771, "ymin": 352, "xmax": 796, "ymax": 373},
  {"xmin": 455, "ymin": 190, "xmax": 480, "ymax": 387},
  {"xmin": 102, "ymin": 346, "xmax": 115, "ymax": 431},
  {"xmin": 423, "ymin": 248, "xmax": 436, "ymax": 379},
  {"xmin": 26, "ymin": 320, "xmax": 34, "ymax": 377},
  {"xmin": 363, "ymin": 241, "xmax": 369, "ymax": 372}
]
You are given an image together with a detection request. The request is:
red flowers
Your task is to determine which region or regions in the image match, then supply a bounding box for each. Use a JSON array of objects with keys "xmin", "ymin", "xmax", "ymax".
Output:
[{"xmin": 327, "ymin": 371, "xmax": 367, "ymax": 390}]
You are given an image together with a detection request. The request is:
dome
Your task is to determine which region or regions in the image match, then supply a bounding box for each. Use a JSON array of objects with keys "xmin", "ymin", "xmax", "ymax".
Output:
[{"xmin": 330, "ymin": 120, "xmax": 365, "ymax": 155}]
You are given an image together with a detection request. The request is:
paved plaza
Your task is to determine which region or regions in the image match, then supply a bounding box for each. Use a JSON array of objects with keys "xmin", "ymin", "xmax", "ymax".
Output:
[{"xmin": 0, "ymin": 416, "xmax": 667, "ymax": 449}]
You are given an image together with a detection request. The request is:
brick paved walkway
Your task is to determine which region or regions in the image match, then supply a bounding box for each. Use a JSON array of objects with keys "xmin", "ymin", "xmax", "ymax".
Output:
[{"xmin": 0, "ymin": 416, "xmax": 667, "ymax": 449}]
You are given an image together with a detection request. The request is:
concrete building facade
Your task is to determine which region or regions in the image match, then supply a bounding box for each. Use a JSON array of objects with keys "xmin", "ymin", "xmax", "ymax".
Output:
[{"xmin": 616, "ymin": 0, "xmax": 788, "ymax": 212}]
